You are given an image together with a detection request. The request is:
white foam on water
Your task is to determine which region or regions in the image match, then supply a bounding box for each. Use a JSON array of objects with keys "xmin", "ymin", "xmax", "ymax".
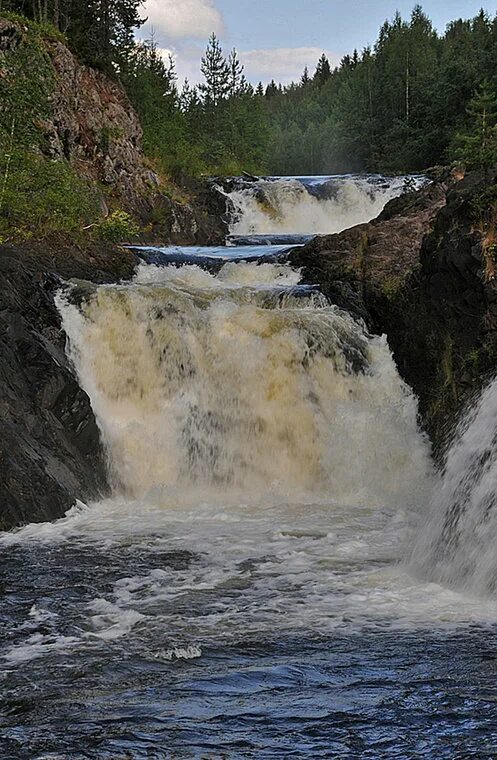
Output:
[
  {"xmin": 4, "ymin": 633, "xmax": 81, "ymax": 664},
  {"xmin": 54, "ymin": 264, "xmax": 431, "ymax": 508},
  {"xmin": 5, "ymin": 174, "xmax": 497, "ymax": 667},
  {"xmin": 134, "ymin": 260, "xmax": 302, "ymax": 288},
  {"xmin": 226, "ymin": 176, "xmax": 418, "ymax": 237}
]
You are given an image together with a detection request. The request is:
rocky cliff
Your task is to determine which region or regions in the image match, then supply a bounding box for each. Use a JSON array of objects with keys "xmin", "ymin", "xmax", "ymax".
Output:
[
  {"xmin": 0, "ymin": 15, "xmax": 226, "ymax": 245},
  {"xmin": 292, "ymin": 170, "xmax": 497, "ymax": 450},
  {"xmin": 0, "ymin": 248, "xmax": 108, "ymax": 530},
  {"xmin": 0, "ymin": 16, "xmax": 227, "ymax": 530}
]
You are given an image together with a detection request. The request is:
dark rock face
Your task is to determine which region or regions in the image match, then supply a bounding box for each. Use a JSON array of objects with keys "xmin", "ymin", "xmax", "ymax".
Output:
[
  {"xmin": 292, "ymin": 171, "xmax": 497, "ymax": 450},
  {"xmin": 290, "ymin": 179, "xmax": 448, "ymax": 328},
  {"xmin": 0, "ymin": 249, "xmax": 107, "ymax": 529},
  {"xmin": 388, "ymin": 172, "xmax": 497, "ymax": 449},
  {"xmin": 140, "ymin": 181, "xmax": 228, "ymax": 246}
]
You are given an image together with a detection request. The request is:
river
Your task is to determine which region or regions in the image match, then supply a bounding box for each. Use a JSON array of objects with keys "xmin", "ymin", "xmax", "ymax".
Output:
[{"xmin": 1, "ymin": 175, "xmax": 497, "ymax": 759}]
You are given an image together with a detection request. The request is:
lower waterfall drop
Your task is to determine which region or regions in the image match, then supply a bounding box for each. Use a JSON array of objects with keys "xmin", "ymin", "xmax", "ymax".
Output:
[{"xmin": 57, "ymin": 260, "xmax": 433, "ymax": 510}]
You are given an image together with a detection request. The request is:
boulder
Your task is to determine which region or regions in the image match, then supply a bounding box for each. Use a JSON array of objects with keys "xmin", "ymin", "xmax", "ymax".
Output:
[{"xmin": 291, "ymin": 171, "xmax": 497, "ymax": 449}]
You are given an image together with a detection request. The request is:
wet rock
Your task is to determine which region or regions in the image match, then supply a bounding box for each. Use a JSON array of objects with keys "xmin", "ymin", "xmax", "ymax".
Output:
[
  {"xmin": 388, "ymin": 170, "xmax": 497, "ymax": 448},
  {"xmin": 293, "ymin": 170, "xmax": 497, "ymax": 450},
  {"xmin": 0, "ymin": 249, "xmax": 108, "ymax": 529},
  {"xmin": 290, "ymin": 179, "xmax": 448, "ymax": 327}
]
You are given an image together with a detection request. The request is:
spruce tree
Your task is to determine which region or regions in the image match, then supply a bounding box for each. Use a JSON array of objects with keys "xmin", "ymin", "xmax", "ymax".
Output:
[
  {"xmin": 227, "ymin": 48, "xmax": 248, "ymax": 97},
  {"xmin": 453, "ymin": 80, "xmax": 497, "ymax": 175},
  {"xmin": 314, "ymin": 54, "xmax": 332, "ymax": 86},
  {"xmin": 265, "ymin": 80, "xmax": 279, "ymax": 98}
]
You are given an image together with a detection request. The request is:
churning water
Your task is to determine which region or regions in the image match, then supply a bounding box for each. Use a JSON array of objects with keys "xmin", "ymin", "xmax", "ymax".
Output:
[
  {"xmin": 226, "ymin": 174, "xmax": 425, "ymax": 241},
  {"xmin": 2, "ymin": 175, "xmax": 497, "ymax": 759}
]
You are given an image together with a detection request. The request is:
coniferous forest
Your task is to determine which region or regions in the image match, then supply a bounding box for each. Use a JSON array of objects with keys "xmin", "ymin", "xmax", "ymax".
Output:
[{"xmin": 2, "ymin": 2, "xmax": 497, "ymax": 176}]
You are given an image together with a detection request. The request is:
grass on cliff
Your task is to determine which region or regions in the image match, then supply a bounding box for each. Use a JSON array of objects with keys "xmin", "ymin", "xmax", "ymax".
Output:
[
  {"xmin": 0, "ymin": 15, "xmax": 116, "ymax": 243},
  {"xmin": 0, "ymin": 143, "xmax": 101, "ymax": 243}
]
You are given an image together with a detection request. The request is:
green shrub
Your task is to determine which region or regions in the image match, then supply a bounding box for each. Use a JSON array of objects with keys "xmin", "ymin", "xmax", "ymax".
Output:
[
  {"xmin": 0, "ymin": 146, "xmax": 99, "ymax": 241},
  {"xmin": 96, "ymin": 210, "xmax": 140, "ymax": 242},
  {"xmin": 0, "ymin": 19, "xmax": 54, "ymax": 147}
]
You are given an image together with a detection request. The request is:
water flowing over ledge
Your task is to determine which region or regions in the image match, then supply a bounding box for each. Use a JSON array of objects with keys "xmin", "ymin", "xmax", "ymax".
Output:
[
  {"xmin": 2, "ymin": 172, "xmax": 497, "ymax": 759},
  {"xmin": 224, "ymin": 173, "xmax": 426, "ymax": 239}
]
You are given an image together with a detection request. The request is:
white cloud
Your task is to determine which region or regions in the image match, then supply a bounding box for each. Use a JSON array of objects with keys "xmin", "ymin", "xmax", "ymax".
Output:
[
  {"xmin": 142, "ymin": 0, "xmax": 225, "ymax": 40},
  {"xmin": 242, "ymin": 47, "xmax": 341, "ymax": 85},
  {"xmin": 156, "ymin": 43, "xmax": 205, "ymax": 85}
]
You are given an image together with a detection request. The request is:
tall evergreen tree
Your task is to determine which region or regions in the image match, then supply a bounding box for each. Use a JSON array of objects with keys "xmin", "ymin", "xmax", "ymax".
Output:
[
  {"xmin": 227, "ymin": 47, "xmax": 248, "ymax": 97},
  {"xmin": 199, "ymin": 34, "xmax": 230, "ymax": 106},
  {"xmin": 300, "ymin": 66, "xmax": 310, "ymax": 86},
  {"xmin": 314, "ymin": 54, "xmax": 332, "ymax": 86},
  {"xmin": 453, "ymin": 80, "xmax": 497, "ymax": 174}
]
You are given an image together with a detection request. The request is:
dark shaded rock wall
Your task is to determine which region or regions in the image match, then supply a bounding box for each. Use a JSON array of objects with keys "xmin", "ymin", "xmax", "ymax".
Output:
[
  {"xmin": 387, "ymin": 173, "xmax": 497, "ymax": 449},
  {"xmin": 0, "ymin": 249, "xmax": 108, "ymax": 529}
]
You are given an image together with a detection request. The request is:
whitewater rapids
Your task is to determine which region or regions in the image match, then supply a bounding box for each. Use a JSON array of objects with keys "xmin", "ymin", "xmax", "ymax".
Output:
[
  {"xmin": 56, "ymin": 261, "xmax": 431, "ymax": 509},
  {"xmin": 3, "ymin": 175, "xmax": 497, "ymax": 758},
  {"xmin": 226, "ymin": 174, "xmax": 424, "ymax": 237}
]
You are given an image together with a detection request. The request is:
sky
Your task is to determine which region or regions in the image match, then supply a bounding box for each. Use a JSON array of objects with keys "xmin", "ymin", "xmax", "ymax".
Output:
[{"xmin": 139, "ymin": 0, "xmax": 497, "ymax": 86}]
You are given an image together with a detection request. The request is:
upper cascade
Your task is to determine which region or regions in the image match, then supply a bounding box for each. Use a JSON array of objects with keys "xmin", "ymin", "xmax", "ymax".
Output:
[{"xmin": 224, "ymin": 174, "xmax": 426, "ymax": 241}]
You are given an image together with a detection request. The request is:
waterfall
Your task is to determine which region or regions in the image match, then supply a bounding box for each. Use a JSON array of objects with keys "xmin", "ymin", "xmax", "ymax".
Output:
[
  {"xmin": 412, "ymin": 378, "xmax": 497, "ymax": 595},
  {"xmin": 57, "ymin": 260, "xmax": 433, "ymax": 510},
  {"xmin": 225, "ymin": 174, "xmax": 425, "ymax": 240}
]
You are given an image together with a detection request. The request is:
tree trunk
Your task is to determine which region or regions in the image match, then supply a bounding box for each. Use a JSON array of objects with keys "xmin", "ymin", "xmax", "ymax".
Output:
[{"xmin": 406, "ymin": 50, "xmax": 410, "ymax": 122}]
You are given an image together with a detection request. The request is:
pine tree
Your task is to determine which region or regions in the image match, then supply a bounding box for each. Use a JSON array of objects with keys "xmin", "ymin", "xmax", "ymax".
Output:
[
  {"xmin": 265, "ymin": 80, "xmax": 279, "ymax": 98},
  {"xmin": 199, "ymin": 34, "xmax": 230, "ymax": 107},
  {"xmin": 314, "ymin": 54, "xmax": 332, "ymax": 86},
  {"xmin": 300, "ymin": 66, "xmax": 310, "ymax": 86},
  {"xmin": 180, "ymin": 79, "xmax": 201, "ymax": 113},
  {"xmin": 227, "ymin": 48, "xmax": 248, "ymax": 97}
]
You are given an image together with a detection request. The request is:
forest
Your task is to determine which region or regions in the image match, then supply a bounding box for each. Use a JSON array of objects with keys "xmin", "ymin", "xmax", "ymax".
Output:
[{"xmin": 2, "ymin": 1, "xmax": 497, "ymax": 175}]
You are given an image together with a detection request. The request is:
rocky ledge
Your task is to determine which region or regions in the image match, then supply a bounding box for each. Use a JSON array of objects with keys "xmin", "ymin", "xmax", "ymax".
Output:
[
  {"xmin": 0, "ymin": 247, "xmax": 110, "ymax": 530},
  {"xmin": 291, "ymin": 169, "xmax": 497, "ymax": 450}
]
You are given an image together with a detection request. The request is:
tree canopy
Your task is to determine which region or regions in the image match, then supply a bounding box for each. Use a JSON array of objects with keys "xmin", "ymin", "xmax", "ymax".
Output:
[{"xmin": 3, "ymin": 3, "xmax": 497, "ymax": 176}]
